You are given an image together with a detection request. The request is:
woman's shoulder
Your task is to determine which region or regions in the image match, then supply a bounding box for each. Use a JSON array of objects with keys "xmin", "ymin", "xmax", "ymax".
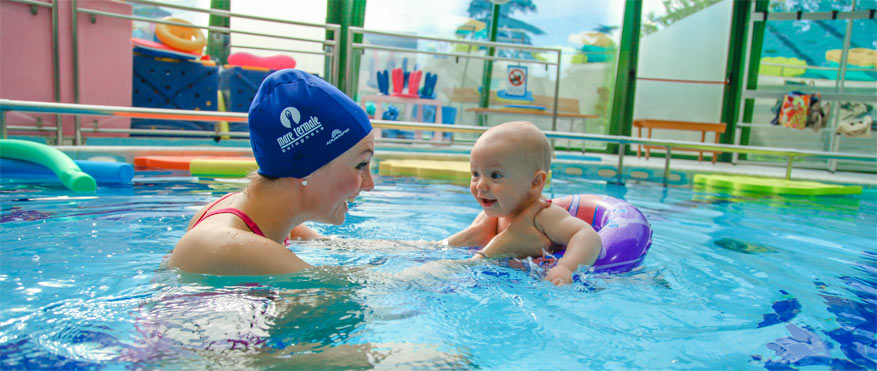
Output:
[{"xmin": 169, "ymin": 225, "xmax": 280, "ymax": 274}]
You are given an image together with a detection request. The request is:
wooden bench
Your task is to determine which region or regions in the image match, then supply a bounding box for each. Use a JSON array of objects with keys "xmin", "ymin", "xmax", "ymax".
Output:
[
  {"xmin": 448, "ymin": 88, "xmax": 596, "ymax": 135},
  {"xmin": 447, "ymin": 87, "xmax": 582, "ymax": 114},
  {"xmin": 633, "ymin": 119, "xmax": 727, "ymax": 164}
]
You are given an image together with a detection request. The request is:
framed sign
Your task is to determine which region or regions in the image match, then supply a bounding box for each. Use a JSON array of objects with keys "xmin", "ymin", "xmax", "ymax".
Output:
[{"xmin": 505, "ymin": 65, "xmax": 528, "ymax": 97}]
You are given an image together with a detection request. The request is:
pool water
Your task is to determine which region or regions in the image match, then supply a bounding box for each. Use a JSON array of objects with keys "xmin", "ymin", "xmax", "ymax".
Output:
[{"xmin": 1, "ymin": 173, "xmax": 875, "ymax": 369}]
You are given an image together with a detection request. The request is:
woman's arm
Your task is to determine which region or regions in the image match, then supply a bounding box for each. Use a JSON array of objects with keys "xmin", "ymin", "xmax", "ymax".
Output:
[
  {"xmin": 536, "ymin": 207, "xmax": 602, "ymax": 285},
  {"xmin": 288, "ymin": 224, "xmax": 322, "ymax": 241},
  {"xmin": 444, "ymin": 211, "xmax": 497, "ymax": 247}
]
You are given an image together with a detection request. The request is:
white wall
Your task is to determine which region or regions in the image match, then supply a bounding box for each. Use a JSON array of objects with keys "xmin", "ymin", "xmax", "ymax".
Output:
[
  {"xmin": 230, "ymin": 1, "xmax": 329, "ymax": 75},
  {"xmin": 633, "ymin": 0, "xmax": 733, "ymax": 124}
]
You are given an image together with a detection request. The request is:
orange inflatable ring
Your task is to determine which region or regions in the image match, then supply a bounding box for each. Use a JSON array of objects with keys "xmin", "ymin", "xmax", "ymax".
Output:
[{"xmin": 155, "ymin": 17, "xmax": 206, "ymax": 53}]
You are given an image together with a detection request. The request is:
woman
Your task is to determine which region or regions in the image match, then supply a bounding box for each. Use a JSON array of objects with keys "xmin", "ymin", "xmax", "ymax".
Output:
[{"xmin": 169, "ymin": 69, "xmax": 375, "ymax": 275}]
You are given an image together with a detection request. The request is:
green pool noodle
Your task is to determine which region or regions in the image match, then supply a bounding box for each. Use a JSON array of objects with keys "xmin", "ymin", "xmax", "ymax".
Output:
[{"xmin": 0, "ymin": 139, "xmax": 97, "ymax": 192}]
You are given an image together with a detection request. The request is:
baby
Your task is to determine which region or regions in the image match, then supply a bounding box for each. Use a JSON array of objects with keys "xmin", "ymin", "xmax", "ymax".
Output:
[{"xmin": 446, "ymin": 121, "xmax": 602, "ymax": 285}]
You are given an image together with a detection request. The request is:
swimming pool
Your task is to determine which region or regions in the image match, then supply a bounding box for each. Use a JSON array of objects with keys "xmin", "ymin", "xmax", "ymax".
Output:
[{"xmin": 1, "ymin": 172, "xmax": 875, "ymax": 369}]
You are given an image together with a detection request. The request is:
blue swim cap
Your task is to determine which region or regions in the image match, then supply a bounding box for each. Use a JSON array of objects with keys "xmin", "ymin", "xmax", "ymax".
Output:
[{"xmin": 248, "ymin": 69, "xmax": 372, "ymax": 178}]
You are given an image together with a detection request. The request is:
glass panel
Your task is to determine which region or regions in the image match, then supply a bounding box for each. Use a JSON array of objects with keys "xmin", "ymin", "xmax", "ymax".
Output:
[
  {"xmin": 749, "ymin": 2, "xmax": 875, "ymax": 170},
  {"xmin": 361, "ymin": 0, "xmax": 626, "ymax": 151},
  {"xmin": 633, "ymin": 0, "xmax": 733, "ymax": 123},
  {"xmin": 768, "ymin": 0, "xmax": 854, "ymax": 13}
]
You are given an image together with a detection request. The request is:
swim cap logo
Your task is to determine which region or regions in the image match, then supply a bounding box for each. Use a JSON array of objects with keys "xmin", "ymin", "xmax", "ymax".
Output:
[
  {"xmin": 279, "ymin": 107, "xmax": 301, "ymax": 128},
  {"xmin": 326, "ymin": 128, "xmax": 349, "ymax": 145},
  {"xmin": 275, "ymin": 107, "xmax": 324, "ymax": 152}
]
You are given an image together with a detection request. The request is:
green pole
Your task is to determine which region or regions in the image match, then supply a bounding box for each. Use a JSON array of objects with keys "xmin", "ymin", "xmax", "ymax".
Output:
[
  {"xmin": 738, "ymin": 0, "xmax": 768, "ymax": 160},
  {"xmin": 326, "ymin": 0, "xmax": 366, "ymax": 93},
  {"xmin": 350, "ymin": 0, "xmax": 366, "ymax": 99},
  {"xmin": 206, "ymin": 0, "xmax": 230, "ymax": 65},
  {"xmin": 606, "ymin": 0, "xmax": 642, "ymax": 154},
  {"xmin": 477, "ymin": 2, "xmax": 501, "ymax": 126},
  {"xmin": 718, "ymin": 0, "xmax": 755, "ymax": 162},
  {"xmin": 326, "ymin": 0, "xmax": 347, "ymax": 89}
]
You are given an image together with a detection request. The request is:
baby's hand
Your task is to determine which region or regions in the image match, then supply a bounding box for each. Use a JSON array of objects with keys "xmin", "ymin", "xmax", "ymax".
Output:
[{"xmin": 545, "ymin": 265, "xmax": 574, "ymax": 286}]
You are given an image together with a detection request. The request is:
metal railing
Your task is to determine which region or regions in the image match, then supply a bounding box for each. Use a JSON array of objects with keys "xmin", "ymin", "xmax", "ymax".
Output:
[
  {"xmin": 345, "ymin": 27, "xmax": 565, "ymax": 130},
  {"xmin": 113, "ymin": 0, "xmax": 341, "ymax": 84},
  {"xmin": 3, "ymin": 99, "xmax": 875, "ymax": 186}
]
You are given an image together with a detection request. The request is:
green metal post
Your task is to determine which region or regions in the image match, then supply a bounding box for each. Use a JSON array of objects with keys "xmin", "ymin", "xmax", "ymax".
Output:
[
  {"xmin": 326, "ymin": 0, "xmax": 366, "ymax": 93},
  {"xmin": 477, "ymin": 2, "xmax": 501, "ymax": 126},
  {"xmin": 738, "ymin": 0, "xmax": 769, "ymax": 160},
  {"xmin": 206, "ymin": 0, "xmax": 230, "ymax": 65},
  {"xmin": 606, "ymin": 0, "xmax": 642, "ymax": 154},
  {"xmin": 350, "ymin": 0, "xmax": 366, "ymax": 99},
  {"xmin": 718, "ymin": 0, "xmax": 754, "ymax": 162}
]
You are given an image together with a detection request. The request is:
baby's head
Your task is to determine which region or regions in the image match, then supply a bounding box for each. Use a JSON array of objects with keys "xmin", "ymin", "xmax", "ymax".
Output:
[{"xmin": 469, "ymin": 121, "xmax": 552, "ymax": 217}]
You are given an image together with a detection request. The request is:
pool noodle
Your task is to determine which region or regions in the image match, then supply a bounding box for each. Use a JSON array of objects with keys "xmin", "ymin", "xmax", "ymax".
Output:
[
  {"xmin": 1, "ymin": 158, "xmax": 134, "ymax": 185},
  {"xmin": 189, "ymin": 158, "xmax": 258, "ymax": 177},
  {"xmin": 0, "ymin": 139, "xmax": 96, "ymax": 192}
]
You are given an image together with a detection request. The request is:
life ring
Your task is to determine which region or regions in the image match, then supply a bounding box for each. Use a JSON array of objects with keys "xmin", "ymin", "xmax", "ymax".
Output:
[
  {"xmin": 155, "ymin": 17, "xmax": 206, "ymax": 53},
  {"xmin": 537, "ymin": 194, "xmax": 653, "ymax": 274}
]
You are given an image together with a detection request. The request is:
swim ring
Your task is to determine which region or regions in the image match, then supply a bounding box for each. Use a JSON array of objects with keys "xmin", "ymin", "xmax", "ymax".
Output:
[
  {"xmin": 155, "ymin": 17, "xmax": 206, "ymax": 53},
  {"xmin": 540, "ymin": 194, "xmax": 652, "ymax": 274}
]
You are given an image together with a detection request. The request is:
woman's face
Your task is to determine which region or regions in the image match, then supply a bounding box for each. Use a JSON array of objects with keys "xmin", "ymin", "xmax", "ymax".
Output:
[{"xmin": 306, "ymin": 131, "xmax": 375, "ymax": 225}]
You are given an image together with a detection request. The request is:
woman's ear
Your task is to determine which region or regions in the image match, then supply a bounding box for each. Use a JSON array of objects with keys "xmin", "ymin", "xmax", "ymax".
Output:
[{"xmin": 530, "ymin": 170, "xmax": 548, "ymax": 190}]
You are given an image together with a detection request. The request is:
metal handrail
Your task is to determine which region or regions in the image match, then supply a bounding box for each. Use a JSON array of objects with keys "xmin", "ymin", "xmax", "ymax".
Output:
[
  {"xmin": 121, "ymin": 0, "xmax": 339, "ymax": 30},
  {"xmin": 349, "ymin": 27, "xmax": 563, "ymax": 54},
  {"xmin": 3, "ymin": 99, "xmax": 875, "ymax": 184}
]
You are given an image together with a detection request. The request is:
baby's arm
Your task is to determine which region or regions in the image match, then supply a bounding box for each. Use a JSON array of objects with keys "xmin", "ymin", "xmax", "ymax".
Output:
[{"xmin": 536, "ymin": 206, "xmax": 602, "ymax": 285}]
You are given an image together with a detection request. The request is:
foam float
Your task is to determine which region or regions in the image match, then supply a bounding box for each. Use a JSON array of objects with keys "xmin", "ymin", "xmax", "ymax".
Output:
[
  {"xmin": 0, "ymin": 139, "xmax": 96, "ymax": 192},
  {"xmin": 379, "ymin": 159, "xmax": 470, "ymax": 183},
  {"xmin": 693, "ymin": 174, "xmax": 861, "ymax": 196},
  {"xmin": 1, "ymin": 158, "xmax": 133, "ymax": 185}
]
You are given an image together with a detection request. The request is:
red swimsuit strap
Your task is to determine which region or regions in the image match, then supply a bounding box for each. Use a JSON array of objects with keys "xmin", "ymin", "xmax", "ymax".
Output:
[
  {"xmin": 194, "ymin": 208, "xmax": 266, "ymax": 237},
  {"xmin": 190, "ymin": 193, "xmax": 267, "ymax": 238},
  {"xmin": 193, "ymin": 192, "xmax": 237, "ymax": 226}
]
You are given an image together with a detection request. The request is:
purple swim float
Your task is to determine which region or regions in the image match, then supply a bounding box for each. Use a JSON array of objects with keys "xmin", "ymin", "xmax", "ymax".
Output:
[{"xmin": 545, "ymin": 194, "xmax": 653, "ymax": 274}]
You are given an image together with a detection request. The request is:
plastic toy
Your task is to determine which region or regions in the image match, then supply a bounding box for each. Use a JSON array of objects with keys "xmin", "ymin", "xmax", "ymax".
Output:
[
  {"xmin": 132, "ymin": 38, "xmax": 201, "ymax": 60},
  {"xmin": 154, "ymin": 17, "xmax": 206, "ymax": 53},
  {"xmin": 381, "ymin": 105, "xmax": 400, "ymax": 121},
  {"xmin": 391, "ymin": 67, "xmax": 421, "ymax": 98},
  {"xmin": 420, "ymin": 72, "xmax": 437, "ymax": 99},
  {"xmin": 227, "ymin": 52, "xmax": 296, "ymax": 71},
  {"xmin": 376, "ymin": 70, "xmax": 390, "ymax": 95}
]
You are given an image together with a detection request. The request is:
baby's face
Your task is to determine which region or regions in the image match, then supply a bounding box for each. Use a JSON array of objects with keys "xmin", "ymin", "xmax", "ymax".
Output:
[{"xmin": 469, "ymin": 140, "xmax": 536, "ymax": 218}]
